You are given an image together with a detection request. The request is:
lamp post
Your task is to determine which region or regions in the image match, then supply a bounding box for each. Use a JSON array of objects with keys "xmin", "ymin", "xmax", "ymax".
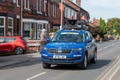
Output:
[
  {"xmin": 60, "ymin": 0, "xmax": 63, "ymax": 30},
  {"xmin": 21, "ymin": 0, "xmax": 23, "ymax": 37}
]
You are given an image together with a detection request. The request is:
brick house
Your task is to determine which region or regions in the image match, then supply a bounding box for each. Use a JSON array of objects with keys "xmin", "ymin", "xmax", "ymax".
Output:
[
  {"xmin": 0, "ymin": 0, "xmax": 90, "ymax": 39},
  {"xmin": 0, "ymin": 0, "xmax": 21, "ymax": 36},
  {"xmin": 0, "ymin": 0, "xmax": 90, "ymax": 52},
  {"xmin": 0, "ymin": 0, "xmax": 61, "ymax": 40},
  {"xmin": 22, "ymin": 0, "xmax": 61, "ymax": 40}
]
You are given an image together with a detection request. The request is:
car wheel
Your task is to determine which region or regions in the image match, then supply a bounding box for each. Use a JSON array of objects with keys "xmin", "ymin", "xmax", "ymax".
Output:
[
  {"xmin": 91, "ymin": 50, "xmax": 97, "ymax": 63},
  {"xmin": 81, "ymin": 54, "xmax": 88, "ymax": 70},
  {"xmin": 42, "ymin": 63, "xmax": 51, "ymax": 69},
  {"xmin": 14, "ymin": 47, "xmax": 24, "ymax": 55}
]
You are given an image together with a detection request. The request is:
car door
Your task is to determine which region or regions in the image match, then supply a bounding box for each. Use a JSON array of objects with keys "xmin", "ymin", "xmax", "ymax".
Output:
[
  {"xmin": 86, "ymin": 32, "xmax": 93, "ymax": 59},
  {"xmin": 3, "ymin": 38, "xmax": 13, "ymax": 52},
  {"xmin": 86, "ymin": 32, "xmax": 96, "ymax": 58},
  {"xmin": 0, "ymin": 38, "xmax": 5, "ymax": 52}
]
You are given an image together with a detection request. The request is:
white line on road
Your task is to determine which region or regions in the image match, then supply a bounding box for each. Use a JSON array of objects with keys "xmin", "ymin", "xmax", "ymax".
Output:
[
  {"xmin": 95, "ymin": 56, "xmax": 120, "ymax": 80},
  {"xmin": 108, "ymin": 59, "xmax": 120, "ymax": 80},
  {"xmin": 26, "ymin": 72, "xmax": 46, "ymax": 80}
]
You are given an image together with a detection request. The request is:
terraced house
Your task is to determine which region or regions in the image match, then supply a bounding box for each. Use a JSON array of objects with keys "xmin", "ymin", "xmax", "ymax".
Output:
[{"xmin": 0, "ymin": 0, "xmax": 89, "ymax": 40}]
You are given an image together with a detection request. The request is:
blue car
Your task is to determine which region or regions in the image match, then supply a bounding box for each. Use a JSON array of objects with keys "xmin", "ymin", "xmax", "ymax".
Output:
[{"xmin": 41, "ymin": 29, "xmax": 97, "ymax": 69}]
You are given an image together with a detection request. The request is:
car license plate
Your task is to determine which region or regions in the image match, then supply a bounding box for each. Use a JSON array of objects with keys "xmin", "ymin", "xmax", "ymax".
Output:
[{"xmin": 53, "ymin": 55, "xmax": 66, "ymax": 59}]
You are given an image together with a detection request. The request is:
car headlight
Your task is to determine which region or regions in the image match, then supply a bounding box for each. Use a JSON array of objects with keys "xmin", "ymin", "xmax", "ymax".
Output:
[
  {"xmin": 43, "ymin": 47, "xmax": 49, "ymax": 51},
  {"xmin": 42, "ymin": 47, "xmax": 49, "ymax": 52}
]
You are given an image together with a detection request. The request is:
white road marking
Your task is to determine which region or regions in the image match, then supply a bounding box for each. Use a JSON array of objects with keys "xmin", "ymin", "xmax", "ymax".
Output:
[
  {"xmin": 95, "ymin": 56, "xmax": 120, "ymax": 80},
  {"xmin": 108, "ymin": 59, "xmax": 120, "ymax": 80},
  {"xmin": 26, "ymin": 72, "xmax": 46, "ymax": 80}
]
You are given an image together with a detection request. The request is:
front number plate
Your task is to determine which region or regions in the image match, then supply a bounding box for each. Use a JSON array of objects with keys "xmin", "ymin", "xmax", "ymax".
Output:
[{"xmin": 53, "ymin": 55, "xmax": 66, "ymax": 59}]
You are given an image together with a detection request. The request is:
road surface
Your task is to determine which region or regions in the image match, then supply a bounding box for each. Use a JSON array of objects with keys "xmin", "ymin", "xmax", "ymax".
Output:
[{"xmin": 0, "ymin": 40, "xmax": 120, "ymax": 80}]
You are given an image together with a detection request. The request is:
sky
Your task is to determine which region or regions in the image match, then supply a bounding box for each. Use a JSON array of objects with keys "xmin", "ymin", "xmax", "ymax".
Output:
[{"xmin": 81, "ymin": 0, "xmax": 120, "ymax": 21}]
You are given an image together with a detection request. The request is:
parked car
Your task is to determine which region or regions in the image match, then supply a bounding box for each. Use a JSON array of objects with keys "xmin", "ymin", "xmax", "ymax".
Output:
[
  {"xmin": 0, "ymin": 36, "xmax": 27, "ymax": 55},
  {"xmin": 41, "ymin": 29, "xmax": 97, "ymax": 69}
]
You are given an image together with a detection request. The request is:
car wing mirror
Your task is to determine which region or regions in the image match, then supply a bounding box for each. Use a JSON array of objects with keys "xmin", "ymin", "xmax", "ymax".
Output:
[
  {"xmin": 87, "ymin": 38, "xmax": 92, "ymax": 43},
  {"xmin": 46, "ymin": 37, "xmax": 51, "ymax": 42}
]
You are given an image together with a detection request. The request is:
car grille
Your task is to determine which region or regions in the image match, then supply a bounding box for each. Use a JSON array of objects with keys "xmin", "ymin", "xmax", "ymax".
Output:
[{"xmin": 48, "ymin": 49, "xmax": 71, "ymax": 54}]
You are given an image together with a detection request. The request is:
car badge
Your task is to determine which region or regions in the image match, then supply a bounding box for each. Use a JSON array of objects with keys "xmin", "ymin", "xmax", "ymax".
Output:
[{"xmin": 58, "ymin": 50, "xmax": 62, "ymax": 53}]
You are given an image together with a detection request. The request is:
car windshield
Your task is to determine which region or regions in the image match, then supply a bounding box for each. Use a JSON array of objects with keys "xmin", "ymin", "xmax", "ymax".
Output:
[{"xmin": 52, "ymin": 32, "xmax": 84, "ymax": 42}]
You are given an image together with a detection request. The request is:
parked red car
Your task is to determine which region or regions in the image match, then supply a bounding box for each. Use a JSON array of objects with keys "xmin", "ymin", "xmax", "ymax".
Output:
[{"xmin": 0, "ymin": 36, "xmax": 27, "ymax": 55}]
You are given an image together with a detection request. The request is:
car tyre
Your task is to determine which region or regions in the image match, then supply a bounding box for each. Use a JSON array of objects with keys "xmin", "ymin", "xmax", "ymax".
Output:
[
  {"xmin": 91, "ymin": 50, "xmax": 97, "ymax": 63},
  {"xmin": 81, "ymin": 54, "xmax": 88, "ymax": 70},
  {"xmin": 42, "ymin": 63, "xmax": 51, "ymax": 69},
  {"xmin": 14, "ymin": 47, "xmax": 24, "ymax": 55}
]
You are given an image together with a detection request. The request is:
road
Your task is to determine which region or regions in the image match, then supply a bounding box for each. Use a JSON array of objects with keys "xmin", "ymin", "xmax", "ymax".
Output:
[{"xmin": 0, "ymin": 40, "xmax": 120, "ymax": 80}]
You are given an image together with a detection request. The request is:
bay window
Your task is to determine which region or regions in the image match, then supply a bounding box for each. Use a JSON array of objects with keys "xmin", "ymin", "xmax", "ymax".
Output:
[{"xmin": 23, "ymin": 23, "xmax": 31, "ymax": 39}]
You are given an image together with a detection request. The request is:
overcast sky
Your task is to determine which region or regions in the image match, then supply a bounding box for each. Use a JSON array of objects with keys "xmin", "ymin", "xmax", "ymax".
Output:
[{"xmin": 81, "ymin": 0, "xmax": 120, "ymax": 21}]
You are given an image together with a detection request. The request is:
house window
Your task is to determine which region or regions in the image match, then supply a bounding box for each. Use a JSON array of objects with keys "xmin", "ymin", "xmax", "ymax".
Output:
[
  {"xmin": 2, "ymin": 0, "xmax": 7, "ymax": 2},
  {"xmin": 0, "ymin": 17, "xmax": 5, "ymax": 36},
  {"xmin": 74, "ymin": 11, "xmax": 77, "ymax": 19},
  {"xmin": 68, "ymin": 8, "xmax": 71, "ymax": 18},
  {"xmin": 37, "ymin": 24, "xmax": 42, "ymax": 39},
  {"xmin": 48, "ymin": 2, "xmax": 50, "ymax": 16},
  {"xmin": 13, "ymin": 0, "xmax": 17, "ymax": 3},
  {"xmin": 16, "ymin": 0, "xmax": 20, "ymax": 7},
  {"xmin": 53, "ymin": 3, "xmax": 55, "ymax": 17},
  {"xmin": 23, "ymin": 23, "xmax": 31, "ymax": 39},
  {"xmin": 44, "ymin": 0, "xmax": 47, "ymax": 14},
  {"xmin": 37, "ymin": 0, "xmax": 42, "ymax": 13},
  {"xmin": 53, "ymin": 3, "xmax": 57, "ymax": 17},
  {"xmin": 24, "ymin": 0, "xmax": 30, "ymax": 10},
  {"xmin": 8, "ymin": 18, "xmax": 13, "ymax": 36},
  {"xmin": 65, "ymin": 7, "xmax": 68, "ymax": 18}
]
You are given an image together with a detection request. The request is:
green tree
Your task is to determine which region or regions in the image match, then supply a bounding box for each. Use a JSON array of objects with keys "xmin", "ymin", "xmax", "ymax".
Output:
[
  {"xmin": 107, "ymin": 18, "xmax": 120, "ymax": 35},
  {"xmin": 99, "ymin": 18, "xmax": 106, "ymax": 34}
]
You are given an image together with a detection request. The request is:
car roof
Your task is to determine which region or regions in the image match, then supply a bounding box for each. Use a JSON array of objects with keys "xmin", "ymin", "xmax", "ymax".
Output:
[
  {"xmin": 57, "ymin": 29, "xmax": 87, "ymax": 34},
  {"xmin": 0, "ymin": 36, "xmax": 22, "ymax": 38}
]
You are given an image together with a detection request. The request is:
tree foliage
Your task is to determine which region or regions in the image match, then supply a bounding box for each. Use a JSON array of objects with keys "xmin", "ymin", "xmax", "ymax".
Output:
[
  {"xmin": 99, "ymin": 18, "xmax": 106, "ymax": 34},
  {"xmin": 107, "ymin": 18, "xmax": 120, "ymax": 34}
]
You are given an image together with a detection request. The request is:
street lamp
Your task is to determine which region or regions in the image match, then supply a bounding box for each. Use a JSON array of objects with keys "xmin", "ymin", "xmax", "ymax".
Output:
[
  {"xmin": 60, "ymin": 0, "xmax": 63, "ymax": 30},
  {"xmin": 21, "ymin": 0, "xmax": 23, "ymax": 37}
]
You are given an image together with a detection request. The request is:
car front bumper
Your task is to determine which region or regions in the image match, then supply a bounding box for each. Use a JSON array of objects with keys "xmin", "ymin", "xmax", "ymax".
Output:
[{"xmin": 41, "ymin": 56, "xmax": 84, "ymax": 65}]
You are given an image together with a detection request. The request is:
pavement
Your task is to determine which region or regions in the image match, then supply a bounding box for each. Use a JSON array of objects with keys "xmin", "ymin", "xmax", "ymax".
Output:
[{"xmin": 0, "ymin": 52, "xmax": 40, "ymax": 68}]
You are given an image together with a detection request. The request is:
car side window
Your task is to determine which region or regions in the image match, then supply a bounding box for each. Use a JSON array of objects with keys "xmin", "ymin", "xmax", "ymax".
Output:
[
  {"xmin": 88, "ymin": 32, "xmax": 93, "ymax": 39},
  {"xmin": 86, "ymin": 33, "xmax": 89, "ymax": 40},
  {"xmin": 5, "ymin": 38, "xmax": 15, "ymax": 42},
  {"xmin": 0, "ymin": 38, "xmax": 4, "ymax": 43}
]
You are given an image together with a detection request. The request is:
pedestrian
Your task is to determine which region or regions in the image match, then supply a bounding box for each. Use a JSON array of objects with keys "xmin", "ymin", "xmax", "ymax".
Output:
[
  {"xmin": 39, "ymin": 29, "xmax": 47, "ymax": 52},
  {"xmin": 7, "ymin": 31, "xmax": 11, "ymax": 36}
]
